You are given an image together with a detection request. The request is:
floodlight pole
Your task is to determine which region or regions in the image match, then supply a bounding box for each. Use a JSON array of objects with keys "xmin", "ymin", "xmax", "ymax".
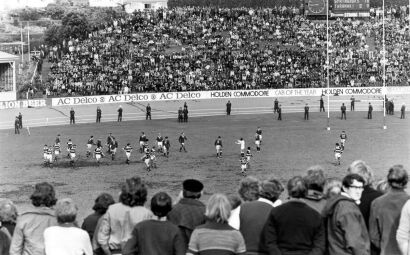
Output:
[
  {"xmin": 326, "ymin": 0, "xmax": 330, "ymax": 131},
  {"xmin": 27, "ymin": 22, "xmax": 31, "ymax": 64},
  {"xmin": 20, "ymin": 25, "xmax": 24, "ymax": 64},
  {"xmin": 382, "ymin": 0, "xmax": 387, "ymax": 129}
]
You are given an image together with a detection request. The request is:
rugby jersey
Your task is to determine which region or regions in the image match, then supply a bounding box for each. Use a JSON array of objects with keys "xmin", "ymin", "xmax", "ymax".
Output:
[
  {"xmin": 156, "ymin": 136, "xmax": 163, "ymax": 142},
  {"xmin": 340, "ymin": 133, "xmax": 347, "ymax": 140},
  {"xmin": 256, "ymin": 129, "xmax": 262, "ymax": 135},
  {"xmin": 69, "ymin": 145, "xmax": 76, "ymax": 154},
  {"xmin": 241, "ymin": 158, "xmax": 248, "ymax": 165},
  {"xmin": 94, "ymin": 147, "xmax": 102, "ymax": 155},
  {"xmin": 43, "ymin": 146, "xmax": 48, "ymax": 154},
  {"xmin": 87, "ymin": 138, "xmax": 94, "ymax": 145},
  {"xmin": 54, "ymin": 144, "xmax": 60, "ymax": 152},
  {"xmin": 124, "ymin": 145, "xmax": 132, "ymax": 153},
  {"xmin": 246, "ymin": 150, "xmax": 252, "ymax": 157},
  {"xmin": 67, "ymin": 141, "xmax": 73, "ymax": 149},
  {"xmin": 215, "ymin": 139, "xmax": 223, "ymax": 146},
  {"xmin": 334, "ymin": 146, "xmax": 343, "ymax": 154}
]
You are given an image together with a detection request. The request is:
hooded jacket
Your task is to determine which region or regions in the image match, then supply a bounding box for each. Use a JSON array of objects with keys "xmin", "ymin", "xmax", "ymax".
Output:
[{"xmin": 322, "ymin": 195, "xmax": 370, "ymax": 255}]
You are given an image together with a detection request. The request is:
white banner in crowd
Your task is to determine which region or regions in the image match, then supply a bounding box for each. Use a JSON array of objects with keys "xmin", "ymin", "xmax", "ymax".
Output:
[
  {"xmin": 51, "ymin": 87, "xmax": 406, "ymax": 106},
  {"xmin": 0, "ymin": 99, "xmax": 46, "ymax": 110}
]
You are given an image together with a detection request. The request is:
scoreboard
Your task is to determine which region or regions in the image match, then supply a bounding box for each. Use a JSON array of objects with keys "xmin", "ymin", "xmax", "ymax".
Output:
[{"xmin": 333, "ymin": 0, "xmax": 370, "ymax": 13}]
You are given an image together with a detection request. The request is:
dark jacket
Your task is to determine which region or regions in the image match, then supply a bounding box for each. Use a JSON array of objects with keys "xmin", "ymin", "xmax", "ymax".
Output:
[
  {"xmin": 359, "ymin": 186, "xmax": 383, "ymax": 229},
  {"xmin": 369, "ymin": 189, "xmax": 409, "ymax": 255},
  {"xmin": 239, "ymin": 200, "xmax": 273, "ymax": 254},
  {"xmin": 262, "ymin": 200, "xmax": 325, "ymax": 255},
  {"xmin": 323, "ymin": 195, "xmax": 370, "ymax": 255},
  {"xmin": 167, "ymin": 198, "xmax": 206, "ymax": 249}
]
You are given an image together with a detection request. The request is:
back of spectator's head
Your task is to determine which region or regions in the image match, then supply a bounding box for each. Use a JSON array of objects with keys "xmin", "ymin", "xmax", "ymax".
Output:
[
  {"xmin": 119, "ymin": 176, "xmax": 147, "ymax": 207},
  {"xmin": 304, "ymin": 166, "xmax": 326, "ymax": 192},
  {"xmin": 287, "ymin": 176, "xmax": 307, "ymax": 198},
  {"xmin": 387, "ymin": 165, "xmax": 408, "ymax": 189},
  {"xmin": 205, "ymin": 193, "xmax": 231, "ymax": 224},
  {"xmin": 238, "ymin": 176, "xmax": 259, "ymax": 201},
  {"xmin": 92, "ymin": 193, "xmax": 115, "ymax": 215},
  {"xmin": 227, "ymin": 194, "xmax": 242, "ymax": 211},
  {"xmin": 182, "ymin": 179, "xmax": 204, "ymax": 199},
  {"xmin": 259, "ymin": 179, "xmax": 284, "ymax": 203},
  {"xmin": 0, "ymin": 199, "xmax": 17, "ymax": 223},
  {"xmin": 55, "ymin": 198, "xmax": 77, "ymax": 224},
  {"xmin": 375, "ymin": 179, "xmax": 389, "ymax": 194},
  {"xmin": 151, "ymin": 192, "xmax": 172, "ymax": 218},
  {"xmin": 342, "ymin": 173, "xmax": 365, "ymax": 188},
  {"xmin": 30, "ymin": 182, "xmax": 57, "ymax": 207},
  {"xmin": 323, "ymin": 177, "xmax": 342, "ymax": 198},
  {"xmin": 347, "ymin": 160, "xmax": 374, "ymax": 185}
]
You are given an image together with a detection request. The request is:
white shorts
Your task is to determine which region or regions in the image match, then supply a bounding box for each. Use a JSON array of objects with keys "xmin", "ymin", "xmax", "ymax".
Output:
[
  {"xmin": 54, "ymin": 151, "xmax": 60, "ymax": 155},
  {"xmin": 255, "ymin": 140, "xmax": 260, "ymax": 146},
  {"xmin": 43, "ymin": 153, "xmax": 47, "ymax": 160},
  {"xmin": 180, "ymin": 142, "xmax": 185, "ymax": 146},
  {"xmin": 70, "ymin": 153, "xmax": 76, "ymax": 159},
  {"xmin": 47, "ymin": 155, "xmax": 53, "ymax": 162},
  {"xmin": 216, "ymin": 145, "xmax": 222, "ymax": 151},
  {"xmin": 125, "ymin": 152, "xmax": 131, "ymax": 158},
  {"xmin": 335, "ymin": 153, "xmax": 341, "ymax": 159},
  {"xmin": 240, "ymin": 147, "xmax": 245, "ymax": 153},
  {"xmin": 96, "ymin": 154, "xmax": 101, "ymax": 160},
  {"xmin": 241, "ymin": 164, "xmax": 247, "ymax": 171},
  {"xmin": 247, "ymin": 156, "xmax": 251, "ymax": 161},
  {"xmin": 157, "ymin": 142, "xmax": 163, "ymax": 148},
  {"xmin": 341, "ymin": 139, "xmax": 346, "ymax": 145},
  {"xmin": 139, "ymin": 141, "xmax": 145, "ymax": 146},
  {"xmin": 144, "ymin": 158, "xmax": 151, "ymax": 166},
  {"xmin": 259, "ymin": 135, "xmax": 262, "ymax": 140},
  {"xmin": 163, "ymin": 146, "xmax": 168, "ymax": 153},
  {"xmin": 111, "ymin": 148, "xmax": 117, "ymax": 154},
  {"xmin": 87, "ymin": 144, "xmax": 92, "ymax": 149}
]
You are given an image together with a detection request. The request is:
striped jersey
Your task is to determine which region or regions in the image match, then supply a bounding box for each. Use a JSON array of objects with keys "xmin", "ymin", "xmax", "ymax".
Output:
[
  {"xmin": 124, "ymin": 145, "xmax": 132, "ymax": 153},
  {"xmin": 255, "ymin": 134, "xmax": 261, "ymax": 141},
  {"xmin": 67, "ymin": 141, "xmax": 73, "ymax": 149},
  {"xmin": 43, "ymin": 146, "xmax": 48, "ymax": 153},
  {"xmin": 70, "ymin": 145, "xmax": 76, "ymax": 154},
  {"xmin": 334, "ymin": 146, "xmax": 343, "ymax": 154},
  {"xmin": 340, "ymin": 133, "xmax": 347, "ymax": 140},
  {"xmin": 246, "ymin": 150, "xmax": 252, "ymax": 157},
  {"xmin": 54, "ymin": 144, "xmax": 60, "ymax": 152},
  {"xmin": 241, "ymin": 157, "xmax": 248, "ymax": 165},
  {"xmin": 95, "ymin": 147, "xmax": 102, "ymax": 155},
  {"xmin": 87, "ymin": 138, "xmax": 94, "ymax": 145},
  {"xmin": 47, "ymin": 148, "xmax": 53, "ymax": 155}
]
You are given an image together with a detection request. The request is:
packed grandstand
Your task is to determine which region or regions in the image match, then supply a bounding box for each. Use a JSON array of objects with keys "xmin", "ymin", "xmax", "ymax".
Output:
[{"xmin": 38, "ymin": 7, "xmax": 409, "ymax": 97}]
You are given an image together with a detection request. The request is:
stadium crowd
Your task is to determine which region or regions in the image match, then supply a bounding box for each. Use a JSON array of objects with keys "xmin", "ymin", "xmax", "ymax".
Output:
[
  {"xmin": 44, "ymin": 7, "xmax": 410, "ymax": 96},
  {"xmin": 1, "ymin": 160, "xmax": 410, "ymax": 255}
]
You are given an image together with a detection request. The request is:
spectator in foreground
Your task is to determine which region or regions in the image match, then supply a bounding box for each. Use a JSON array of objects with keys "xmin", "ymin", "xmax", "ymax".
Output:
[
  {"xmin": 123, "ymin": 192, "xmax": 185, "ymax": 255},
  {"xmin": 10, "ymin": 182, "xmax": 58, "ymax": 255},
  {"xmin": 347, "ymin": 160, "xmax": 383, "ymax": 229},
  {"xmin": 397, "ymin": 200, "xmax": 410, "ymax": 255},
  {"xmin": 235, "ymin": 179, "xmax": 284, "ymax": 254},
  {"xmin": 167, "ymin": 179, "xmax": 206, "ymax": 249},
  {"xmin": 81, "ymin": 193, "xmax": 115, "ymax": 241},
  {"xmin": 323, "ymin": 177, "xmax": 342, "ymax": 199},
  {"xmin": 0, "ymin": 199, "xmax": 18, "ymax": 255},
  {"xmin": 97, "ymin": 176, "xmax": 153, "ymax": 255},
  {"xmin": 262, "ymin": 176, "xmax": 325, "ymax": 255},
  {"xmin": 323, "ymin": 174, "xmax": 370, "ymax": 255},
  {"xmin": 44, "ymin": 198, "xmax": 92, "ymax": 255},
  {"xmin": 369, "ymin": 165, "xmax": 409, "ymax": 255},
  {"xmin": 228, "ymin": 176, "xmax": 260, "ymax": 230},
  {"xmin": 302, "ymin": 166, "xmax": 327, "ymax": 214},
  {"xmin": 187, "ymin": 193, "xmax": 246, "ymax": 255}
]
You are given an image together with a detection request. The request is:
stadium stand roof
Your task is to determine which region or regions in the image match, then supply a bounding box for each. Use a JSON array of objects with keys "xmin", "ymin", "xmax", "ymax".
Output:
[{"xmin": 0, "ymin": 51, "xmax": 19, "ymax": 62}]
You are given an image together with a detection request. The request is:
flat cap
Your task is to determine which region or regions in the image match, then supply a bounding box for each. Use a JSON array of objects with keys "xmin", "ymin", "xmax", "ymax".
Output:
[{"xmin": 183, "ymin": 179, "xmax": 204, "ymax": 193}]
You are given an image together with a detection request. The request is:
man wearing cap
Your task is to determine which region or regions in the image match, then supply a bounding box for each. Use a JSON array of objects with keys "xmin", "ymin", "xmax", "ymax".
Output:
[{"xmin": 167, "ymin": 179, "xmax": 206, "ymax": 251}]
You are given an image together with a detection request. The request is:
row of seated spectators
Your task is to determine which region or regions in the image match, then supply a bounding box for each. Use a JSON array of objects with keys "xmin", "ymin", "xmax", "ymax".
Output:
[
  {"xmin": 1, "ymin": 160, "xmax": 410, "ymax": 255},
  {"xmin": 45, "ymin": 7, "xmax": 410, "ymax": 97}
]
